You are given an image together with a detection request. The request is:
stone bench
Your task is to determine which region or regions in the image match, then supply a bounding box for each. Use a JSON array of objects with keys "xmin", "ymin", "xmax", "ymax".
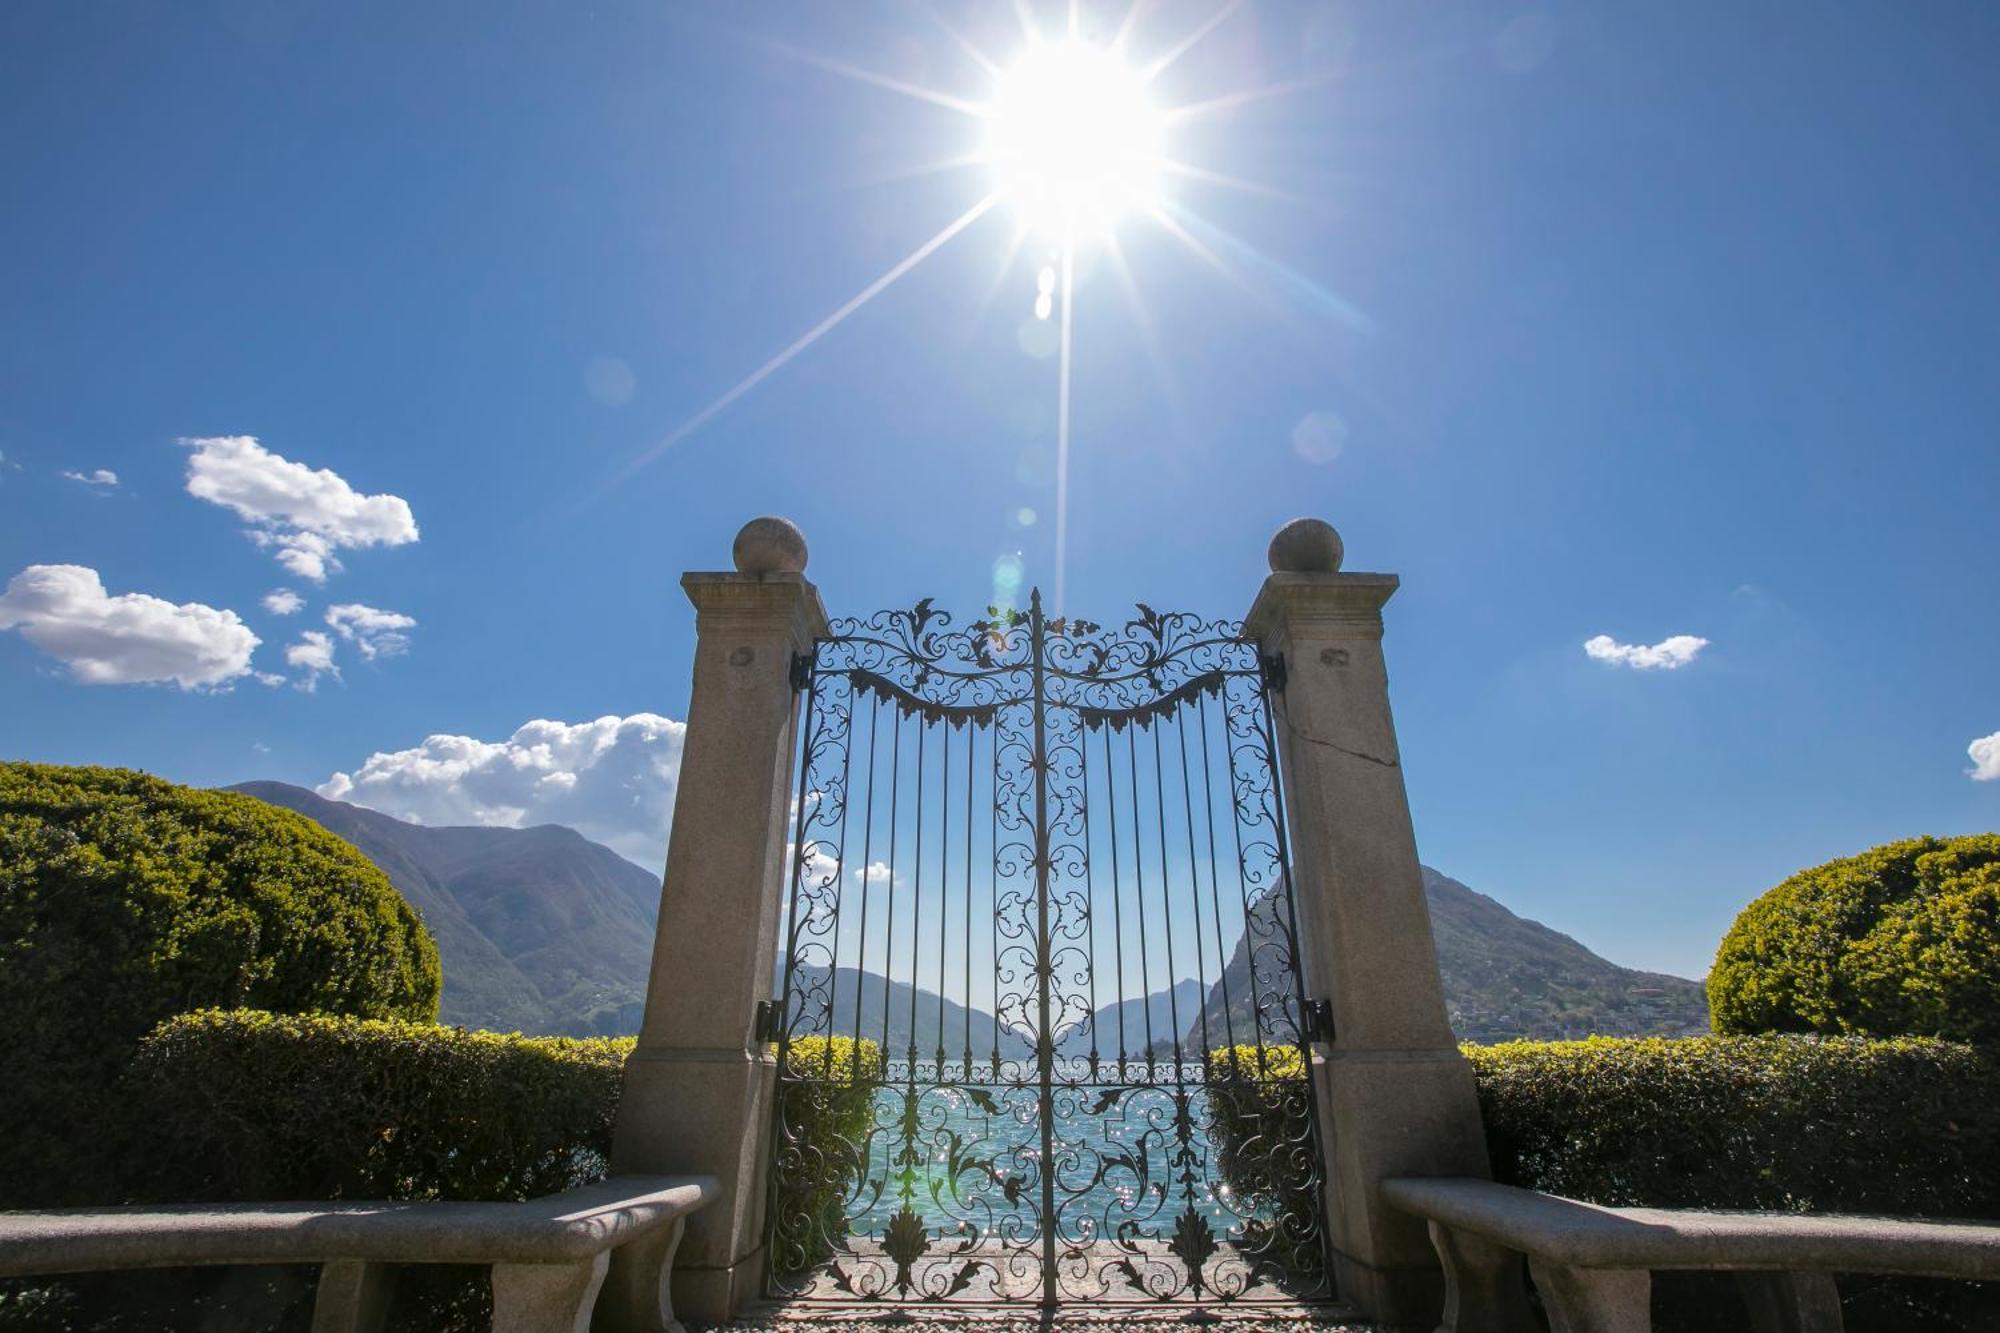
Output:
[
  {"xmin": 0, "ymin": 1174, "xmax": 716, "ymax": 1333},
  {"xmin": 1381, "ymin": 1176, "xmax": 2000, "ymax": 1333}
]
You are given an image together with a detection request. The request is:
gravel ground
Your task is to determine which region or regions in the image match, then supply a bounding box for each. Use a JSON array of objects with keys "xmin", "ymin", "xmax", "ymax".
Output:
[
  {"xmin": 692, "ymin": 1325, "xmax": 1374, "ymax": 1332},
  {"xmin": 692, "ymin": 1312, "xmax": 1375, "ymax": 1331}
]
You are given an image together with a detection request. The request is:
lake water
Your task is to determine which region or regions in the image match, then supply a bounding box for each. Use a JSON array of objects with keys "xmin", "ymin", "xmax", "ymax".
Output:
[{"xmin": 777, "ymin": 1058, "xmax": 1329, "ymax": 1304}]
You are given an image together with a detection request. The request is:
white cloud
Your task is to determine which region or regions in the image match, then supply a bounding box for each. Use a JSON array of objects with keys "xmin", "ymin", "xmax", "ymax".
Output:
[
  {"xmin": 325, "ymin": 602, "xmax": 415, "ymax": 659},
  {"xmin": 318, "ymin": 714, "xmax": 687, "ymax": 865},
  {"xmin": 1583, "ymin": 633, "xmax": 1709, "ymax": 671},
  {"xmin": 266, "ymin": 531, "xmax": 333, "ymax": 581},
  {"xmin": 262, "ymin": 588, "xmax": 304, "ymax": 616},
  {"xmin": 0, "ymin": 563, "xmax": 259, "ymax": 689},
  {"xmin": 284, "ymin": 630, "xmax": 339, "ymax": 692},
  {"xmin": 1971, "ymin": 732, "xmax": 2000, "ymax": 782},
  {"xmin": 62, "ymin": 469, "xmax": 118, "ymax": 487},
  {"xmin": 787, "ymin": 846, "xmax": 902, "ymax": 892},
  {"xmin": 182, "ymin": 435, "xmax": 418, "ymax": 583}
]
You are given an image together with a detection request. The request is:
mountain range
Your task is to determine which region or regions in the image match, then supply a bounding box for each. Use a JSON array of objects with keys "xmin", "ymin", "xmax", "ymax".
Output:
[
  {"xmin": 778, "ymin": 960, "xmax": 1037, "ymax": 1061},
  {"xmin": 233, "ymin": 782, "xmax": 658, "ymax": 1036},
  {"xmin": 235, "ymin": 782, "xmax": 1707, "ymax": 1044},
  {"xmin": 1187, "ymin": 867, "xmax": 1708, "ymax": 1047},
  {"xmin": 1056, "ymin": 979, "xmax": 1204, "ymax": 1059}
]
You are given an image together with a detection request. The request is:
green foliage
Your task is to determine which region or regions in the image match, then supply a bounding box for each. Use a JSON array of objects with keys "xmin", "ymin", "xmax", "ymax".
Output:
[
  {"xmin": 1206, "ymin": 1042, "xmax": 1306, "ymax": 1082},
  {"xmin": 1465, "ymin": 1035, "xmax": 2000, "ymax": 1218},
  {"xmin": 0, "ymin": 763, "xmax": 440, "ymax": 1207},
  {"xmin": 234, "ymin": 782, "xmax": 658, "ymax": 1037},
  {"xmin": 126, "ymin": 1009, "xmax": 628, "ymax": 1203},
  {"xmin": 1202, "ymin": 1045, "xmax": 1323, "ymax": 1281},
  {"xmin": 5, "ymin": 1011, "xmax": 629, "ymax": 1331},
  {"xmin": 769, "ymin": 1036, "xmax": 885, "ymax": 1281},
  {"xmin": 1709, "ymin": 834, "xmax": 2000, "ymax": 1041},
  {"xmin": 782, "ymin": 1033, "xmax": 887, "ymax": 1085}
]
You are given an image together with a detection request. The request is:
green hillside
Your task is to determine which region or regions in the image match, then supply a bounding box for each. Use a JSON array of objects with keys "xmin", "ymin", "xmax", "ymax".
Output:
[
  {"xmin": 236, "ymin": 782, "xmax": 1705, "ymax": 1044},
  {"xmin": 231, "ymin": 782, "xmax": 656, "ymax": 1036},
  {"xmin": 1188, "ymin": 867, "xmax": 1708, "ymax": 1046}
]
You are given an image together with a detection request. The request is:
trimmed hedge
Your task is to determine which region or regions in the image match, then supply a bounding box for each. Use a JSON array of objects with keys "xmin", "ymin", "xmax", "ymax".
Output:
[
  {"xmin": 768, "ymin": 1035, "xmax": 885, "ymax": 1281},
  {"xmin": 1709, "ymin": 834, "xmax": 2000, "ymax": 1042},
  {"xmin": 1204, "ymin": 1044, "xmax": 1324, "ymax": 1282},
  {"xmin": 126, "ymin": 1009, "xmax": 629, "ymax": 1204},
  {"xmin": 1469, "ymin": 1036, "xmax": 2000, "ymax": 1330},
  {"xmin": 0, "ymin": 763, "xmax": 440, "ymax": 1207},
  {"xmin": 1205, "ymin": 1045, "xmax": 1309, "ymax": 1208},
  {"xmin": 90, "ymin": 1016, "xmax": 881, "ymax": 1325},
  {"xmin": 1466, "ymin": 1035, "xmax": 2000, "ymax": 1218},
  {"xmin": 1, "ymin": 1011, "xmax": 628, "ymax": 1331}
]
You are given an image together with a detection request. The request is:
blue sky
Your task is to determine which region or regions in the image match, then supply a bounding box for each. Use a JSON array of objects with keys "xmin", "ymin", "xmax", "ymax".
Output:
[{"xmin": 2, "ymin": 1, "xmax": 1995, "ymax": 979}]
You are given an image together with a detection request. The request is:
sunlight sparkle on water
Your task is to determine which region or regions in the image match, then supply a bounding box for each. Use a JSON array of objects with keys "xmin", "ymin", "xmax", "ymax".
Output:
[{"xmin": 984, "ymin": 39, "xmax": 1166, "ymax": 238}]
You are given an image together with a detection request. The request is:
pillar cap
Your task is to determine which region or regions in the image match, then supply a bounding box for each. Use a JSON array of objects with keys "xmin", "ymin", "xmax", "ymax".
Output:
[
  {"xmin": 1268, "ymin": 517, "xmax": 1344, "ymax": 574},
  {"xmin": 732, "ymin": 516, "xmax": 808, "ymax": 575},
  {"xmin": 1244, "ymin": 571, "xmax": 1400, "ymax": 644}
]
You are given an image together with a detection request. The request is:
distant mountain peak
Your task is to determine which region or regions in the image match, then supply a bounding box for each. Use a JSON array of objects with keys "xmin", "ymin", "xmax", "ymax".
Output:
[
  {"xmin": 226, "ymin": 780, "xmax": 1705, "ymax": 1043},
  {"xmin": 228, "ymin": 780, "xmax": 660, "ymax": 1037}
]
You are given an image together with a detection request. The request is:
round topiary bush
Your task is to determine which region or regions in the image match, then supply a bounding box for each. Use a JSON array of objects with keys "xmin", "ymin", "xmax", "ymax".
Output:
[
  {"xmin": 0, "ymin": 762, "xmax": 440, "ymax": 1205},
  {"xmin": 1709, "ymin": 834, "xmax": 2000, "ymax": 1041}
]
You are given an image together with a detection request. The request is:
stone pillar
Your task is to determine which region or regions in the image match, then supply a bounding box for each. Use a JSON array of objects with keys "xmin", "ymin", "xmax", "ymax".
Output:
[
  {"xmin": 1243, "ymin": 518, "xmax": 1495, "ymax": 1328},
  {"xmin": 609, "ymin": 517, "xmax": 828, "ymax": 1324}
]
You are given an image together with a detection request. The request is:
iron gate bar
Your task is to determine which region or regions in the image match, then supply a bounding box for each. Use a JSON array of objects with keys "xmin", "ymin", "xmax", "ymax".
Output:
[
  {"xmin": 765, "ymin": 591, "xmax": 1334, "ymax": 1305},
  {"xmin": 1029, "ymin": 590, "xmax": 1057, "ymax": 1305}
]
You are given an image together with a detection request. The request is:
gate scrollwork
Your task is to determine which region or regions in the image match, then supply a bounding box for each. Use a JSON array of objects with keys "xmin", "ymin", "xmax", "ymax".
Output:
[{"xmin": 766, "ymin": 590, "xmax": 1333, "ymax": 1306}]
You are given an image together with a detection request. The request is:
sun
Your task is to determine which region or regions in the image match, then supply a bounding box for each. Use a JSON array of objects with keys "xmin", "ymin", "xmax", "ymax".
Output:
[
  {"xmin": 637, "ymin": 5, "xmax": 1328, "ymax": 607},
  {"xmin": 983, "ymin": 39, "xmax": 1166, "ymax": 237}
]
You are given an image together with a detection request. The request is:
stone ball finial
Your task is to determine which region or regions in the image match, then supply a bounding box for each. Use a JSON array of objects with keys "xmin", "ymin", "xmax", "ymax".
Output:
[
  {"xmin": 1267, "ymin": 517, "xmax": 1344, "ymax": 574},
  {"xmin": 732, "ymin": 516, "xmax": 808, "ymax": 575}
]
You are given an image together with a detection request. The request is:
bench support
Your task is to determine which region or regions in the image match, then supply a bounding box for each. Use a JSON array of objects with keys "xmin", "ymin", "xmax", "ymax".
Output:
[
  {"xmin": 1736, "ymin": 1271, "xmax": 1843, "ymax": 1333},
  {"xmin": 312, "ymin": 1259, "xmax": 393, "ymax": 1333},
  {"xmin": 492, "ymin": 1253, "xmax": 611, "ymax": 1333},
  {"xmin": 1528, "ymin": 1259, "xmax": 1651, "ymax": 1333},
  {"xmin": 1429, "ymin": 1222, "xmax": 1538, "ymax": 1333},
  {"xmin": 1385, "ymin": 1178, "xmax": 2000, "ymax": 1333},
  {"xmin": 595, "ymin": 1214, "xmax": 689, "ymax": 1333}
]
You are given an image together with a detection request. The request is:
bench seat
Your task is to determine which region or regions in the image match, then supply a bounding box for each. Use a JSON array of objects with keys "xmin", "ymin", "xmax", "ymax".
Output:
[
  {"xmin": 0, "ymin": 1174, "xmax": 717, "ymax": 1333},
  {"xmin": 1382, "ymin": 1176, "xmax": 2000, "ymax": 1333}
]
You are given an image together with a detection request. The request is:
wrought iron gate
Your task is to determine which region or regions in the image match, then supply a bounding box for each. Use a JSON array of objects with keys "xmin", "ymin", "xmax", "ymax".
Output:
[{"xmin": 765, "ymin": 591, "xmax": 1333, "ymax": 1306}]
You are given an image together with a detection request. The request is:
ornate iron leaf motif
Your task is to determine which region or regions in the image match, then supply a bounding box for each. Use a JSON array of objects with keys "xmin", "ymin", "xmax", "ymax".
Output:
[
  {"xmin": 1170, "ymin": 1206, "xmax": 1220, "ymax": 1294},
  {"xmin": 884, "ymin": 1207, "xmax": 931, "ymax": 1296},
  {"xmin": 765, "ymin": 590, "xmax": 1333, "ymax": 1307}
]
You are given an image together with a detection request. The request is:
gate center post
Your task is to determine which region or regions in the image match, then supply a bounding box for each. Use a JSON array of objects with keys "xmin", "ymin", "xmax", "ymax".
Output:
[
  {"xmin": 609, "ymin": 517, "xmax": 829, "ymax": 1326},
  {"xmin": 1243, "ymin": 519, "xmax": 1503, "ymax": 1329},
  {"xmin": 1027, "ymin": 589, "xmax": 1063, "ymax": 1309}
]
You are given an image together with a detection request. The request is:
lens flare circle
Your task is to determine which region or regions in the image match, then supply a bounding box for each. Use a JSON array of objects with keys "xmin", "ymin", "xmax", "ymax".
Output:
[{"xmin": 984, "ymin": 40, "xmax": 1166, "ymax": 236}]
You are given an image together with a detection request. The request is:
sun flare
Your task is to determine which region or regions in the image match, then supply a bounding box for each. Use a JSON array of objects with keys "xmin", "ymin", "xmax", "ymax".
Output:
[
  {"xmin": 983, "ymin": 40, "xmax": 1166, "ymax": 237},
  {"xmin": 641, "ymin": 4, "xmax": 1331, "ymax": 611}
]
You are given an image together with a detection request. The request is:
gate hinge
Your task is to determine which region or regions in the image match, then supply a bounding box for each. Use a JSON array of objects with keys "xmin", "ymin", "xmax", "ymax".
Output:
[
  {"xmin": 753, "ymin": 998, "xmax": 785, "ymax": 1043},
  {"xmin": 1304, "ymin": 997, "xmax": 1336, "ymax": 1045},
  {"xmin": 789, "ymin": 652, "xmax": 813, "ymax": 692},
  {"xmin": 1259, "ymin": 652, "xmax": 1288, "ymax": 694}
]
